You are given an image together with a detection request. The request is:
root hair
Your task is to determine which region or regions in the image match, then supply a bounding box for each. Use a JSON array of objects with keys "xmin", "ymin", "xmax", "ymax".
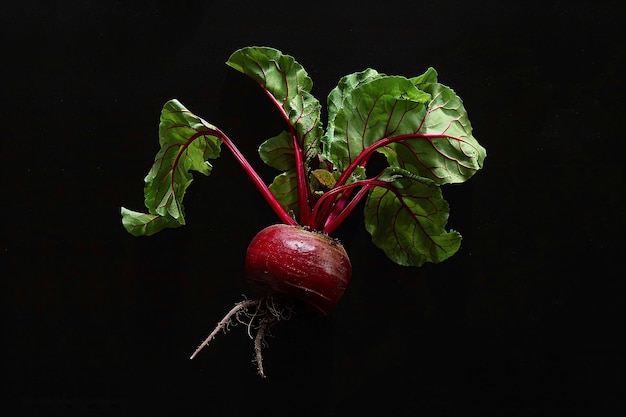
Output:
[{"xmin": 189, "ymin": 296, "xmax": 293, "ymax": 378}]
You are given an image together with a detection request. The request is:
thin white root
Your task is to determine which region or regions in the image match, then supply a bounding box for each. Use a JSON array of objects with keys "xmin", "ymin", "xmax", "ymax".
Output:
[
  {"xmin": 189, "ymin": 296, "xmax": 294, "ymax": 378},
  {"xmin": 254, "ymin": 319, "xmax": 269, "ymax": 378},
  {"xmin": 189, "ymin": 299, "xmax": 259, "ymax": 360}
]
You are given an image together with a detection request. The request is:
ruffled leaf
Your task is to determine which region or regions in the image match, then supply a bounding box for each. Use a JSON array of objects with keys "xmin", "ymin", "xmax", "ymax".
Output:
[
  {"xmin": 364, "ymin": 167, "xmax": 461, "ymax": 266},
  {"xmin": 380, "ymin": 76, "xmax": 486, "ymax": 184},
  {"xmin": 268, "ymin": 170, "xmax": 299, "ymax": 218},
  {"xmin": 121, "ymin": 99, "xmax": 222, "ymax": 236},
  {"xmin": 324, "ymin": 68, "xmax": 485, "ymax": 185},
  {"xmin": 258, "ymin": 130, "xmax": 294, "ymax": 171},
  {"xmin": 227, "ymin": 47, "xmax": 322, "ymax": 161},
  {"xmin": 323, "ymin": 75, "xmax": 431, "ymax": 171}
]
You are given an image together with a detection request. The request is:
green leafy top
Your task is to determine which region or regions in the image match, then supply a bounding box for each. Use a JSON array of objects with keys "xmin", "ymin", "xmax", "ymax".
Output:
[{"xmin": 122, "ymin": 46, "xmax": 486, "ymax": 266}]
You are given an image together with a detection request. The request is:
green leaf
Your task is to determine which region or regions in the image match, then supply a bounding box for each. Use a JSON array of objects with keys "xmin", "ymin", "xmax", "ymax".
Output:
[
  {"xmin": 323, "ymin": 75, "xmax": 431, "ymax": 172},
  {"xmin": 310, "ymin": 169, "xmax": 336, "ymax": 191},
  {"xmin": 326, "ymin": 69, "xmax": 383, "ymax": 134},
  {"xmin": 120, "ymin": 208, "xmax": 176, "ymax": 237},
  {"xmin": 227, "ymin": 47, "xmax": 322, "ymax": 161},
  {"xmin": 380, "ymin": 80, "xmax": 486, "ymax": 184},
  {"xmin": 322, "ymin": 68, "xmax": 383, "ymax": 166},
  {"xmin": 268, "ymin": 170, "xmax": 299, "ymax": 217},
  {"xmin": 323, "ymin": 67, "xmax": 485, "ymax": 185},
  {"xmin": 364, "ymin": 168, "xmax": 461, "ymax": 266},
  {"xmin": 120, "ymin": 99, "xmax": 222, "ymax": 236},
  {"xmin": 410, "ymin": 66, "xmax": 438, "ymax": 85},
  {"xmin": 258, "ymin": 130, "xmax": 294, "ymax": 171}
]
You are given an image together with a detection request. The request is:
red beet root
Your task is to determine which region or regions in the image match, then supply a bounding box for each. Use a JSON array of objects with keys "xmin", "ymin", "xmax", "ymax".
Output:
[
  {"xmin": 189, "ymin": 224, "xmax": 352, "ymax": 377},
  {"xmin": 244, "ymin": 224, "xmax": 352, "ymax": 315}
]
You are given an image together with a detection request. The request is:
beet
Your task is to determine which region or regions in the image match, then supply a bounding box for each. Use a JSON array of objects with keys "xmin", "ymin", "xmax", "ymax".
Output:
[
  {"xmin": 121, "ymin": 48, "xmax": 485, "ymax": 377},
  {"xmin": 244, "ymin": 224, "xmax": 352, "ymax": 315}
]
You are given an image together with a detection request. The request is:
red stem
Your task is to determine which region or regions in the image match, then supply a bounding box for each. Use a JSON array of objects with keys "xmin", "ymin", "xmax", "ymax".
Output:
[
  {"xmin": 292, "ymin": 134, "xmax": 311, "ymax": 225},
  {"xmin": 260, "ymin": 88, "xmax": 312, "ymax": 226},
  {"xmin": 322, "ymin": 185, "xmax": 372, "ymax": 235},
  {"xmin": 314, "ymin": 132, "xmax": 455, "ymax": 231},
  {"xmin": 334, "ymin": 132, "xmax": 458, "ymax": 189},
  {"xmin": 209, "ymin": 128, "xmax": 298, "ymax": 226},
  {"xmin": 311, "ymin": 178, "xmax": 389, "ymax": 234}
]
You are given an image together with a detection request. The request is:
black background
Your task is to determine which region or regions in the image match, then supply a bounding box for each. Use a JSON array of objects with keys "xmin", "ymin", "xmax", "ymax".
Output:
[{"xmin": 2, "ymin": 1, "xmax": 624, "ymax": 416}]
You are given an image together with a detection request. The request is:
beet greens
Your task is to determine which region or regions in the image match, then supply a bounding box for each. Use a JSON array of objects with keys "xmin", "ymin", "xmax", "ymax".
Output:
[{"xmin": 121, "ymin": 46, "xmax": 485, "ymax": 266}]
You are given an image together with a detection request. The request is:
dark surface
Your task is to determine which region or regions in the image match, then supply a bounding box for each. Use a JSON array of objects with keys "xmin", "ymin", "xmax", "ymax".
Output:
[{"xmin": 2, "ymin": 1, "xmax": 624, "ymax": 416}]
